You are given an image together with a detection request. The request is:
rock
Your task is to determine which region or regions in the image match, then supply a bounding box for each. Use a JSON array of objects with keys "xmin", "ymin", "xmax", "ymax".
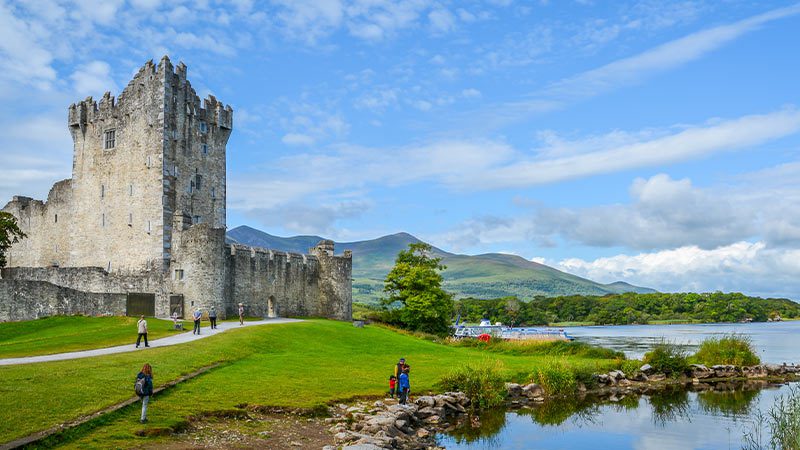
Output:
[
  {"xmin": 415, "ymin": 396, "xmax": 435, "ymax": 408},
  {"xmin": 596, "ymin": 374, "xmax": 610, "ymax": 385},
  {"xmin": 505, "ymin": 383, "xmax": 523, "ymax": 397},
  {"xmin": 289, "ymin": 442, "xmax": 302, "ymax": 447},
  {"xmin": 649, "ymin": 373, "xmax": 667, "ymax": 382},
  {"xmin": 424, "ymin": 415, "xmax": 441, "ymax": 424},
  {"xmin": 416, "ymin": 428, "xmax": 431, "ymax": 438},
  {"xmin": 522, "ymin": 383, "xmax": 544, "ymax": 398},
  {"xmin": 343, "ymin": 444, "xmax": 386, "ymax": 450},
  {"xmin": 608, "ymin": 370, "xmax": 626, "ymax": 380},
  {"xmin": 632, "ymin": 372, "xmax": 648, "ymax": 382},
  {"xmin": 617, "ymin": 379, "xmax": 632, "ymax": 387},
  {"xmin": 417, "ymin": 406, "xmax": 437, "ymax": 418},
  {"xmin": 712, "ymin": 365, "xmax": 737, "ymax": 378},
  {"xmin": 640, "ymin": 364, "xmax": 653, "ymax": 374},
  {"xmin": 335, "ymin": 432, "xmax": 354, "ymax": 443}
]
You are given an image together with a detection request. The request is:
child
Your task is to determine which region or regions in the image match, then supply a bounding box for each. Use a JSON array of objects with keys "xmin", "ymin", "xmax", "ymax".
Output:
[
  {"xmin": 398, "ymin": 368, "xmax": 410, "ymax": 405},
  {"xmin": 388, "ymin": 375, "xmax": 397, "ymax": 398}
]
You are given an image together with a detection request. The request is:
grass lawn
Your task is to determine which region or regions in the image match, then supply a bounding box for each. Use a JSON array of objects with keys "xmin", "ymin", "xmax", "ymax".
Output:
[
  {"xmin": 0, "ymin": 319, "xmax": 625, "ymax": 448},
  {"xmin": 0, "ymin": 316, "xmax": 183, "ymax": 358}
]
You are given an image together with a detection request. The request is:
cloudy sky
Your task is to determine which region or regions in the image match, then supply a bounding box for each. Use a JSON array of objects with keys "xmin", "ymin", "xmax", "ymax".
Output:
[{"xmin": 1, "ymin": 0, "xmax": 799, "ymax": 298}]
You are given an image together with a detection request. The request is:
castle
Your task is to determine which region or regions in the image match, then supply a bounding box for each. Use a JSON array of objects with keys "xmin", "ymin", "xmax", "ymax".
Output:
[{"xmin": 0, "ymin": 57, "xmax": 352, "ymax": 322}]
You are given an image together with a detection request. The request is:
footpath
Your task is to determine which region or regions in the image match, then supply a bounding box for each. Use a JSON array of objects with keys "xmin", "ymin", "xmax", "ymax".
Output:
[{"xmin": 0, "ymin": 318, "xmax": 302, "ymax": 366}]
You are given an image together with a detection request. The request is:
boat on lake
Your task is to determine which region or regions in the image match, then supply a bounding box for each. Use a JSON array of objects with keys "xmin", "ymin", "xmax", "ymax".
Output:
[{"xmin": 452, "ymin": 319, "xmax": 574, "ymax": 341}]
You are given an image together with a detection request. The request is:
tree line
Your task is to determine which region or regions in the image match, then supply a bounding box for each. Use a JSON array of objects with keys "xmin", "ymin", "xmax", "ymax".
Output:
[{"xmin": 455, "ymin": 292, "xmax": 800, "ymax": 326}]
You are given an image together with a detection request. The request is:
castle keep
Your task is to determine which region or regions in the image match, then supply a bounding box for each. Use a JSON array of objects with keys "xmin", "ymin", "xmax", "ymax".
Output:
[{"xmin": 0, "ymin": 57, "xmax": 352, "ymax": 322}]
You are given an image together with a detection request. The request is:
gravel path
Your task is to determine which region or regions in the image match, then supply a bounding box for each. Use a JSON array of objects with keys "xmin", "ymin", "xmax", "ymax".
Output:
[{"xmin": 0, "ymin": 318, "xmax": 303, "ymax": 366}]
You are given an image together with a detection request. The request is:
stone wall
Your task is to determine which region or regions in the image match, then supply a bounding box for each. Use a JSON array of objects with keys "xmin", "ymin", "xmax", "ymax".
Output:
[{"xmin": 0, "ymin": 280, "xmax": 126, "ymax": 322}]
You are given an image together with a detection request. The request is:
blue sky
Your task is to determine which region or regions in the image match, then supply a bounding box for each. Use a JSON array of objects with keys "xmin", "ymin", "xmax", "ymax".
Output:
[{"xmin": 1, "ymin": 0, "xmax": 799, "ymax": 298}]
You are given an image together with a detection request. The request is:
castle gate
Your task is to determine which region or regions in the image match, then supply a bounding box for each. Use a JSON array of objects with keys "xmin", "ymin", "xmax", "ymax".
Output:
[{"xmin": 126, "ymin": 293, "xmax": 155, "ymax": 317}]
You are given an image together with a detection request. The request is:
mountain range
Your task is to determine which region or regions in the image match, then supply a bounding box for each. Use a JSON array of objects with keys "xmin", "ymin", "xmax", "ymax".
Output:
[{"xmin": 226, "ymin": 225, "xmax": 656, "ymax": 304}]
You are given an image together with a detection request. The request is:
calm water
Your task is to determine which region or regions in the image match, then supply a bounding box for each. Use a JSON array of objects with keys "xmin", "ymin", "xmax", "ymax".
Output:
[
  {"xmin": 565, "ymin": 321, "xmax": 800, "ymax": 363},
  {"xmin": 439, "ymin": 383, "xmax": 795, "ymax": 450}
]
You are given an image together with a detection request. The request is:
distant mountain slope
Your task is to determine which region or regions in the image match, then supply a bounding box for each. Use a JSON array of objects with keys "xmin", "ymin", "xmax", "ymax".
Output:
[{"xmin": 226, "ymin": 226, "xmax": 656, "ymax": 303}]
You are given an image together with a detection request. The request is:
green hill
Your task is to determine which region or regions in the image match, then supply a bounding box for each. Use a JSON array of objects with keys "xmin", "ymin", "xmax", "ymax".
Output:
[{"xmin": 226, "ymin": 226, "xmax": 656, "ymax": 303}]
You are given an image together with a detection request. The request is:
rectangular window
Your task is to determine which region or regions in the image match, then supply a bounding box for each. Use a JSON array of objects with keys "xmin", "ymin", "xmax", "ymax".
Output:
[
  {"xmin": 129, "ymin": 184, "xmax": 133, "ymax": 196},
  {"xmin": 146, "ymin": 156, "xmax": 151, "ymax": 168},
  {"xmin": 128, "ymin": 213, "xmax": 133, "ymax": 226},
  {"xmin": 54, "ymin": 214, "xmax": 58, "ymax": 223},
  {"xmin": 211, "ymin": 187, "xmax": 216, "ymax": 199},
  {"xmin": 101, "ymin": 184, "xmax": 105, "ymax": 198},
  {"xmin": 194, "ymin": 174, "xmax": 202, "ymax": 191},
  {"xmin": 189, "ymin": 181, "xmax": 194, "ymax": 194},
  {"xmin": 202, "ymin": 143, "xmax": 208, "ymax": 155},
  {"xmin": 146, "ymin": 220, "xmax": 151, "ymax": 233},
  {"xmin": 174, "ymin": 269, "xmax": 184, "ymax": 281},
  {"xmin": 199, "ymin": 122, "xmax": 207, "ymax": 133},
  {"xmin": 193, "ymin": 215, "xmax": 201, "ymax": 224},
  {"xmin": 101, "ymin": 213, "xmax": 106, "ymax": 227},
  {"xmin": 104, "ymin": 129, "xmax": 116, "ymax": 149}
]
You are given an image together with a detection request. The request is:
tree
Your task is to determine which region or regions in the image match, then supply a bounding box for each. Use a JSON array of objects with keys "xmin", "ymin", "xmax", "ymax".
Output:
[
  {"xmin": 0, "ymin": 212, "xmax": 26, "ymax": 269},
  {"xmin": 383, "ymin": 242, "xmax": 454, "ymax": 335}
]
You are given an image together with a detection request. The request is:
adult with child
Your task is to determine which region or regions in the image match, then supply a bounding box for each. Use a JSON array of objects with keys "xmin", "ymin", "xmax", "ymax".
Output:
[
  {"xmin": 192, "ymin": 308, "xmax": 202, "ymax": 335},
  {"xmin": 394, "ymin": 357, "xmax": 407, "ymax": 378},
  {"xmin": 135, "ymin": 315, "xmax": 149, "ymax": 348},
  {"xmin": 135, "ymin": 363, "xmax": 154, "ymax": 423}
]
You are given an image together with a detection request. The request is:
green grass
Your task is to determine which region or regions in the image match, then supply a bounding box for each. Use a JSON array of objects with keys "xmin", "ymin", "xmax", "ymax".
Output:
[
  {"xmin": 0, "ymin": 319, "xmax": 624, "ymax": 448},
  {"xmin": 691, "ymin": 334, "xmax": 760, "ymax": 366},
  {"xmin": 0, "ymin": 316, "xmax": 183, "ymax": 358}
]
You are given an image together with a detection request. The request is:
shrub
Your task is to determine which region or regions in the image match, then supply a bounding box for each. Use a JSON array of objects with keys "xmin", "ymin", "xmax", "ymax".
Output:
[
  {"xmin": 691, "ymin": 334, "xmax": 760, "ymax": 366},
  {"xmin": 438, "ymin": 362, "xmax": 507, "ymax": 411},
  {"xmin": 532, "ymin": 359, "xmax": 577, "ymax": 395},
  {"xmin": 643, "ymin": 341, "xmax": 689, "ymax": 376}
]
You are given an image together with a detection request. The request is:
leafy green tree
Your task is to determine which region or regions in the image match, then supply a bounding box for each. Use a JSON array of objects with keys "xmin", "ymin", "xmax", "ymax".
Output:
[
  {"xmin": 383, "ymin": 242, "xmax": 454, "ymax": 334},
  {"xmin": 0, "ymin": 212, "xmax": 25, "ymax": 269}
]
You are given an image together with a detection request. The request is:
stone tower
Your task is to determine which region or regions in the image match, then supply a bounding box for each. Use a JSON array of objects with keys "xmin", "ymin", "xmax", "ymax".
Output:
[{"xmin": 8, "ymin": 56, "xmax": 233, "ymax": 273}]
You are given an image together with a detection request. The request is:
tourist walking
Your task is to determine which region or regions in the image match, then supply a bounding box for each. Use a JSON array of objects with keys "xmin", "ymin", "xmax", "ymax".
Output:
[
  {"xmin": 193, "ymin": 308, "xmax": 202, "ymax": 335},
  {"xmin": 398, "ymin": 367, "xmax": 411, "ymax": 404},
  {"xmin": 238, "ymin": 303, "xmax": 244, "ymax": 325},
  {"xmin": 209, "ymin": 307, "xmax": 218, "ymax": 329},
  {"xmin": 135, "ymin": 363, "xmax": 154, "ymax": 423},
  {"xmin": 135, "ymin": 315, "xmax": 149, "ymax": 348}
]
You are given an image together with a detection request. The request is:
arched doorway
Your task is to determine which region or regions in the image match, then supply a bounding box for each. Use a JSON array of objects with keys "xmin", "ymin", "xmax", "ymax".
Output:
[{"xmin": 267, "ymin": 296, "xmax": 277, "ymax": 318}]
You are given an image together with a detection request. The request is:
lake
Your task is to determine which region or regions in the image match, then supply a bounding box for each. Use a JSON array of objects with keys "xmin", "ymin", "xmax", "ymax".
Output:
[
  {"xmin": 439, "ymin": 382, "xmax": 795, "ymax": 450},
  {"xmin": 565, "ymin": 321, "xmax": 800, "ymax": 363},
  {"xmin": 439, "ymin": 321, "xmax": 800, "ymax": 449}
]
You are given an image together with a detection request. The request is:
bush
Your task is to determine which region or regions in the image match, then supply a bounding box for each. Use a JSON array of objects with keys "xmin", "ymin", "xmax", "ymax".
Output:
[
  {"xmin": 438, "ymin": 362, "xmax": 507, "ymax": 411},
  {"xmin": 532, "ymin": 359, "xmax": 577, "ymax": 395},
  {"xmin": 643, "ymin": 341, "xmax": 689, "ymax": 376},
  {"xmin": 691, "ymin": 334, "xmax": 760, "ymax": 366}
]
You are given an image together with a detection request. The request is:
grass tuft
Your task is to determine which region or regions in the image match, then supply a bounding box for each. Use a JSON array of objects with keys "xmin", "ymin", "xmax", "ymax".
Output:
[
  {"xmin": 438, "ymin": 362, "xmax": 507, "ymax": 411},
  {"xmin": 691, "ymin": 334, "xmax": 760, "ymax": 366},
  {"xmin": 642, "ymin": 341, "xmax": 689, "ymax": 376}
]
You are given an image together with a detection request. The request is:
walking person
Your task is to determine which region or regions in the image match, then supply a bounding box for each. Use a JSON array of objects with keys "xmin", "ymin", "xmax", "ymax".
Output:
[
  {"xmin": 135, "ymin": 315, "xmax": 149, "ymax": 348},
  {"xmin": 398, "ymin": 367, "xmax": 411, "ymax": 405},
  {"xmin": 238, "ymin": 303, "xmax": 244, "ymax": 325},
  {"xmin": 192, "ymin": 308, "xmax": 202, "ymax": 335},
  {"xmin": 209, "ymin": 307, "xmax": 218, "ymax": 329},
  {"xmin": 135, "ymin": 363, "xmax": 154, "ymax": 423}
]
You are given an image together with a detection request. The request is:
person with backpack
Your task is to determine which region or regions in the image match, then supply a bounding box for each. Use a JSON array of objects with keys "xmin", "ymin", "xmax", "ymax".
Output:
[
  {"xmin": 135, "ymin": 315, "xmax": 149, "ymax": 348},
  {"xmin": 135, "ymin": 363, "xmax": 154, "ymax": 423},
  {"xmin": 209, "ymin": 307, "xmax": 218, "ymax": 329}
]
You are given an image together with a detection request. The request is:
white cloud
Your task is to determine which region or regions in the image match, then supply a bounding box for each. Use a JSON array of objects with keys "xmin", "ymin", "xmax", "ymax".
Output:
[
  {"xmin": 461, "ymin": 88, "xmax": 482, "ymax": 98},
  {"xmin": 428, "ymin": 8, "xmax": 456, "ymax": 33},
  {"xmin": 469, "ymin": 108, "xmax": 800, "ymax": 190},
  {"xmin": 70, "ymin": 60, "xmax": 117, "ymax": 96},
  {"xmin": 558, "ymin": 242, "xmax": 800, "ymax": 299},
  {"xmin": 282, "ymin": 133, "xmax": 316, "ymax": 146}
]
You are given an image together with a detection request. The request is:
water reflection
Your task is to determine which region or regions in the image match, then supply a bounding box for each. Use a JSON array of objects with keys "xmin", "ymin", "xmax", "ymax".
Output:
[{"xmin": 439, "ymin": 382, "xmax": 788, "ymax": 450}]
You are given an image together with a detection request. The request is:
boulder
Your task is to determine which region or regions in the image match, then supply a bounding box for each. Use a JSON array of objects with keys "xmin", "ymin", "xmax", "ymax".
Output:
[
  {"xmin": 632, "ymin": 372, "xmax": 648, "ymax": 382},
  {"xmin": 608, "ymin": 370, "xmax": 626, "ymax": 380},
  {"xmin": 743, "ymin": 365, "xmax": 768, "ymax": 378},
  {"xmin": 596, "ymin": 374, "xmax": 611, "ymax": 385},
  {"xmin": 505, "ymin": 383, "xmax": 523, "ymax": 397},
  {"xmin": 522, "ymin": 383, "xmax": 544, "ymax": 398},
  {"xmin": 649, "ymin": 373, "xmax": 667, "ymax": 382},
  {"xmin": 711, "ymin": 365, "xmax": 737, "ymax": 378},
  {"xmin": 415, "ymin": 396, "xmax": 435, "ymax": 408},
  {"xmin": 640, "ymin": 364, "xmax": 654, "ymax": 374}
]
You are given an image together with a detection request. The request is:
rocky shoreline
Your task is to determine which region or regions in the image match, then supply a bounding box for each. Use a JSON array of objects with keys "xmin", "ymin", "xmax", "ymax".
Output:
[{"xmin": 327, "ymin": 363, "xmax": 800, "ymax": 450}]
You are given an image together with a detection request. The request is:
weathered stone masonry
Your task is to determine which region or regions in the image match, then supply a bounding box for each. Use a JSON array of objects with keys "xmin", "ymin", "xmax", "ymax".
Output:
[{"xmin": 0, "ymin": 57, "xmax": 352, "ymax": 322}]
